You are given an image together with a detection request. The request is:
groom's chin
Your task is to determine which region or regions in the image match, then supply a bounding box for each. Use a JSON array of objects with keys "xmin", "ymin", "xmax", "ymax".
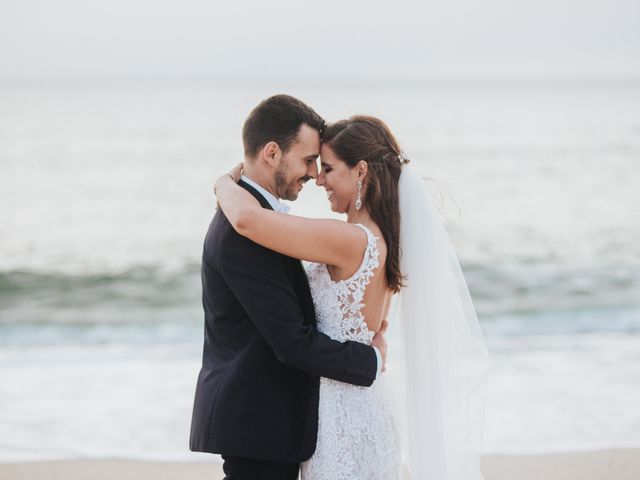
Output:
[
  {"xmin": 283, "ymin": 184, "xmax": 305, "ymax": 201},
  {"xmin": 282, "ymin": 191, "xmax": 299, "ymax": 201}
]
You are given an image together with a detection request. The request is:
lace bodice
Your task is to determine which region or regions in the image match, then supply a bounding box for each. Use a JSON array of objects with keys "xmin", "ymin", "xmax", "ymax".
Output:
[
  {"xmin": 305, "ymin": 223, "xmax": 379, "ymax": 345},
  {"xmin": 301, "ymin": 223, "xmax": 401, "ymax": 480}
]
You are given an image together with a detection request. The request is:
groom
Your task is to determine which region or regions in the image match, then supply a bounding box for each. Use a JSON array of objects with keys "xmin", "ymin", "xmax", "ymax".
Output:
[{"xmin": 190, "ymin": 95, "xmax": 386, "ymax": 479}]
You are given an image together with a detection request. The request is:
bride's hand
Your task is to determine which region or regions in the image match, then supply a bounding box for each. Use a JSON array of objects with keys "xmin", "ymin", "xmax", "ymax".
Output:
[
  {"xmin": 372, "ymin": 320, "xmax": 389, "ymax": 373},
  {"xmin": 214, "ymin": 163, "xmax": 243, "ymax": 195},
  {"xmin": 229, "ymin": 162, "xmax": 243, "ymax": 182}
]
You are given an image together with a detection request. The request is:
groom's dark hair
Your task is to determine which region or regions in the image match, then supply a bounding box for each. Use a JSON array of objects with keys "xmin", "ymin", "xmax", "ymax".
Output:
[{"xmin": 242, "ymin": 94, "xmax": 325, "ymax": 160}]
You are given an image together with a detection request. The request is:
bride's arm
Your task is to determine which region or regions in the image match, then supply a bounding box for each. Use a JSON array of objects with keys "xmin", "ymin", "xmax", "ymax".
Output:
[{"xmin": 214, "ymin": 170, "xmax": 366, "ymax": 268}]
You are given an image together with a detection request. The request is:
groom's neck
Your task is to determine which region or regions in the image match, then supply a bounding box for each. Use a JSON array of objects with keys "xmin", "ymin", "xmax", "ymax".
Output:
[{"xmin": 241, "ymin": 164, "xmax": 279, "ymax": 199}]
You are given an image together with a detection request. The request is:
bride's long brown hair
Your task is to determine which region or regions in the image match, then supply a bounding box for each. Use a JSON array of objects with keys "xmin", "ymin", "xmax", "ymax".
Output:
[{"xmin": 322, "ymin": 115, "xmax": 407, "ymax": 293}]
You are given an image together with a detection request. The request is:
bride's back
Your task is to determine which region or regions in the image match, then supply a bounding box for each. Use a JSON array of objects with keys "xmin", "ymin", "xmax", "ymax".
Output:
[
  {"xmin": 321, "ymin": 221, "xmax": 392, "ymax": 336},
  {"xmin": 359, "ymin": 223, "xmax": 392, "ymax": 334}
]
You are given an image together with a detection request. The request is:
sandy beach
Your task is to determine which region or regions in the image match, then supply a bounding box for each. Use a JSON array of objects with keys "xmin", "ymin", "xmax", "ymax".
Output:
[{"xmin": 0, "ymin": 449, "xmax": 637, "ymax": 480}]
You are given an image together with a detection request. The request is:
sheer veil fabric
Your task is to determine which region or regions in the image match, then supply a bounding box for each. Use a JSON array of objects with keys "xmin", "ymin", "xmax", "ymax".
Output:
[{"xmin": 389, "ymin": 165, "xmax": 490, "ymax": 479}]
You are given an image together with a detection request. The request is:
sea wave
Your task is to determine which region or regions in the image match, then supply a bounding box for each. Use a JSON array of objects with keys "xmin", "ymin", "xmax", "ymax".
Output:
[
  {"xmin": 0, "ymin": 265, "xmax": 202, "ymax": 324},
  {"xmin": 1, "ymin": 260, "xmax": 638, "ymax": 334}
]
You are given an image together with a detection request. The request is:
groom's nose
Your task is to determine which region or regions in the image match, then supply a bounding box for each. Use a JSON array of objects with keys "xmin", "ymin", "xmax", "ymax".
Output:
[{"xmin": 307, "ymin": 160, "xmax": 318, "ymax": 179}]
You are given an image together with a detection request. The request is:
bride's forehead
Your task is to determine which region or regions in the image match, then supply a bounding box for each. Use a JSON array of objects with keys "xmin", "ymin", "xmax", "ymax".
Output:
[{"xmin": 320, "ymin": 145, "xmax": 345, "ymax": 165}]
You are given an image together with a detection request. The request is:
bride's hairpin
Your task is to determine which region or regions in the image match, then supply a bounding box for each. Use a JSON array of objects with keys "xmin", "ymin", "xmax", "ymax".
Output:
[{"xmin": 398, "ymin": 152, "xmax": 410, "ymax": 164}]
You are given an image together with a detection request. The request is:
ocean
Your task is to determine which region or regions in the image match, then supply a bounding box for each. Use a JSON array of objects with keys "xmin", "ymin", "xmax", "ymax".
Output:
[{"xmin": 1, "ymin": 83, "xmax": 639, "ymax": 460}]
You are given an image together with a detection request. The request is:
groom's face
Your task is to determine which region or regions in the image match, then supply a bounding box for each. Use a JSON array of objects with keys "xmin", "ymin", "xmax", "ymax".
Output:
[{"xmin": 274, "ymin": 124, "xmax": 320, "ymax": 201}]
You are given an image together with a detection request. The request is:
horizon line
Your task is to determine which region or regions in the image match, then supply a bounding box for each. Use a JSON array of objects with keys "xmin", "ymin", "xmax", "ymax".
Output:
[{"xmin": 2, "ymin": 75, "xmax": 640, "ymax": 89}]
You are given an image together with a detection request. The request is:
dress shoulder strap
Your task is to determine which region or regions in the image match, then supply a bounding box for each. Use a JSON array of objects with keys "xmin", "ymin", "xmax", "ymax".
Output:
[{"xmin": 349, "ymin": 224, "xmax": 380, "ymax": 287}]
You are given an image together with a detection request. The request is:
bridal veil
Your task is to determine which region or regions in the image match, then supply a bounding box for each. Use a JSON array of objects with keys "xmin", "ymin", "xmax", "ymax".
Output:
[{"xmin": 388, "ymin": 164, "xmax": 489, "ymax": 480}]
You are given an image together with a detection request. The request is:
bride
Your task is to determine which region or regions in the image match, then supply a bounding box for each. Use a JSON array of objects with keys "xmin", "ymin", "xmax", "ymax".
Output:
[{"xmin": 214, "ymin": 115, "xmax": 489, "ymax": 479}]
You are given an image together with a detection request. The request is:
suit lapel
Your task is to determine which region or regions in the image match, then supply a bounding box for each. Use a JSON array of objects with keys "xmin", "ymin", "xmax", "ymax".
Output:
[
  {"xmin": 237, "ymin": 179, "xmax": 316, "ymax": 326},
  {"xmin": 238, "ymin": 179, "xmax": 274, "ymax": 211}
]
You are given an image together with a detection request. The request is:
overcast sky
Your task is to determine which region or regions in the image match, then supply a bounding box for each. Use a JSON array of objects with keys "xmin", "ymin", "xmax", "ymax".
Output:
[{"xmin": 1, "ymin": 0, "xmax": 639, "ymax": 84}]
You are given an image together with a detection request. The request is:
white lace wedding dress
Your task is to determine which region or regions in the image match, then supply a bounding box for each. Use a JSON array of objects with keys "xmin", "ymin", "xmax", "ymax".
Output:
[{"xmin": 300, "ymin": 224, "xmax": 401, "ymax": 480}]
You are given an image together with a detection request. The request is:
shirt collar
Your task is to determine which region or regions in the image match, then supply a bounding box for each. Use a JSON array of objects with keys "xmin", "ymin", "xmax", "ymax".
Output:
[{"xmin": 240, "ymin": 175, "xmax": 290, "ymax": 214}]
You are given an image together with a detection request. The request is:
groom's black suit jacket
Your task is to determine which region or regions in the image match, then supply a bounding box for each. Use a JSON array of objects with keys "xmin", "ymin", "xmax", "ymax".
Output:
[{"xmin": 189, "ymin": 181, "xmax": 377, "ymax": 463}]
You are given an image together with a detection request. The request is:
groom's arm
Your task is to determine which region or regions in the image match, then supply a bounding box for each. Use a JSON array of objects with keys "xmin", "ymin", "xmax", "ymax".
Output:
[{"xmin": 219, "ymin": 231, "xmax": 377, "ymax": 387}]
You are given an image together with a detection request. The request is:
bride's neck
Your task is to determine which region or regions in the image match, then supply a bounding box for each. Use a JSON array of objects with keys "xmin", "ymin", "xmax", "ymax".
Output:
[{"xmin": 346, "ymin": 208, "xmax": 370, "ymax": 225}]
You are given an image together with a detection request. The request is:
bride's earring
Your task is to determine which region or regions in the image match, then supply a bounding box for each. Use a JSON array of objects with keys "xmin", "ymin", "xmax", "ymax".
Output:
[{"xmin": 356, "ymin": 179, "xmax": 363, "ymax": 210}]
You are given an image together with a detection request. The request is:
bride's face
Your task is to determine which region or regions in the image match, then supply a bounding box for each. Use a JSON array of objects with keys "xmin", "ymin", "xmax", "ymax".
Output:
[{"xmin": 317, "ymin": 145, "xmax": 359, "ymax": 213}]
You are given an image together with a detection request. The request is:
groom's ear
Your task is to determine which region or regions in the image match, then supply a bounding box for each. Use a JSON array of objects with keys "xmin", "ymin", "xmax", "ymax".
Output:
[{"xmin": 261, "ymin": 141, "xmax": 282, "ymax": 168}]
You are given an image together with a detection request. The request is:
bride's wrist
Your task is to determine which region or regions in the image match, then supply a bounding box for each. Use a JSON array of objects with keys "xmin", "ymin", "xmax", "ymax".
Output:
[{"xmin": 214, "ymin": 173, "xmax": 234, "ymax": 195}]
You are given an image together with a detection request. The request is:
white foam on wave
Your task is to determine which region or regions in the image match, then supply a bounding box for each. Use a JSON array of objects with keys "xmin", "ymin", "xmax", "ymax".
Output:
[{"xmin": 1, "ymin": 324, "xmax": 640, "ymax": 460}]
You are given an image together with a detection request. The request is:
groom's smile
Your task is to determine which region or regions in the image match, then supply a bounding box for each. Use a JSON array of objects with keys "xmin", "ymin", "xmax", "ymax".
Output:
[{"xmin": 274, "ymin": 124, "xmax": 320, "ymax": 201}]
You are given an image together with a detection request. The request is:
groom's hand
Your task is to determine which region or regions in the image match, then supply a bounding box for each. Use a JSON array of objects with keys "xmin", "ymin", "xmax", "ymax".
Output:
[{"xmin": 371, "ymin": 320, "xmax": 388, "ymax": 372}]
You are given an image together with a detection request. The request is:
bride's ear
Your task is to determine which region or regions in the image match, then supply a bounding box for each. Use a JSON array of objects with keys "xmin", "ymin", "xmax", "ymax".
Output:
[{"xmin": 356, "ymin": 160, "xmax": 368, "ymax": 180}]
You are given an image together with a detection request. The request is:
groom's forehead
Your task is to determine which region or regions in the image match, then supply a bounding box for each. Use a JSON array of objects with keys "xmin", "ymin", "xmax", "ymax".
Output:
[
  {"xmin": 287, "ymin": 143, "xmax": 320, "ymax": 162},
  {"xmin": 292, "ymin": 125, "xmax": 321, "ymax": 155}
]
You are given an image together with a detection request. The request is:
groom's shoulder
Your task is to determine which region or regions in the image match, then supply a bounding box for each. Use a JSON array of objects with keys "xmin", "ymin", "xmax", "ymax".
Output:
[{"xmin": 207, "ymin": 208, "xmax": 279, "ymax": 259}]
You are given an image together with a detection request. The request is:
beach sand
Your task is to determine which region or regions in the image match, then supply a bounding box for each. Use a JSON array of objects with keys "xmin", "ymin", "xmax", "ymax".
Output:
[{"xmin": 0, "ymin": 449, "xmax": 637, "ymax": 480}]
